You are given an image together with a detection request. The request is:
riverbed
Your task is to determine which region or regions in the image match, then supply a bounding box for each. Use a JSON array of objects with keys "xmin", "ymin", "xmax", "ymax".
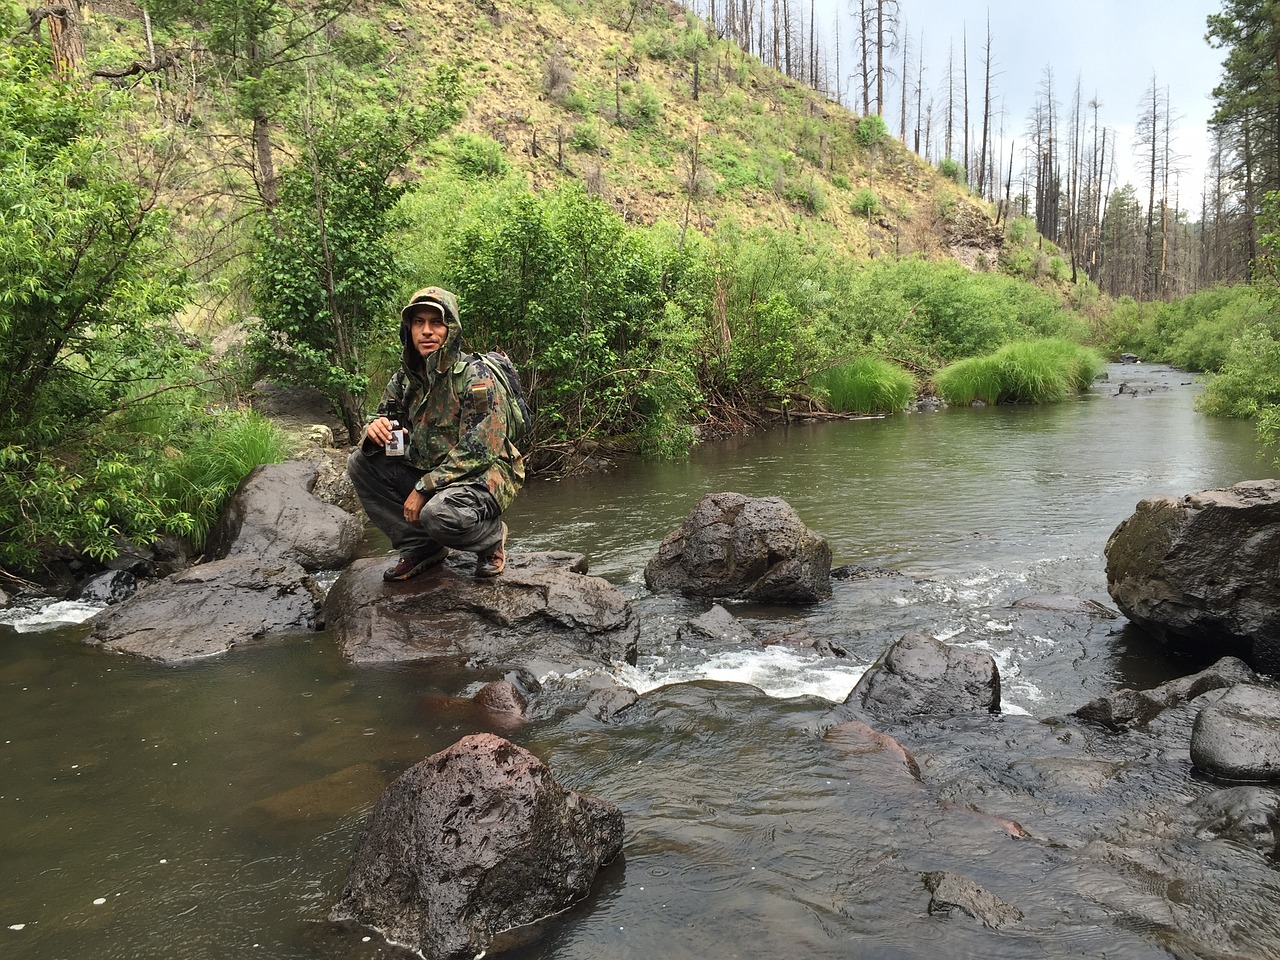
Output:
[{"xmin": 2, "ymin": 364, "xmax": 1276, "ymax": 959}]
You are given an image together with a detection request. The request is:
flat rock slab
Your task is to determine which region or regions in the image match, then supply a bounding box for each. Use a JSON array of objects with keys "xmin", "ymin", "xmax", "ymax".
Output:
[
  {"xmin": 85, "ymin": 555, "xmax": 321, "ymax": 661},
  {"xmin": 326, "ymin": 552, "xmax": 639, "ymax": 672},
  {"xmin": 332, "ymin": 734, "xmax": 624, "ymax": 960}
]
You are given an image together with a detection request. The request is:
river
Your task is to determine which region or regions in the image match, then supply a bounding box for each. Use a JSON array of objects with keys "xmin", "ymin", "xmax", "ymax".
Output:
[{"xmin": 2, "ymin": 364, "xmax": 1276, "ymax": 959}]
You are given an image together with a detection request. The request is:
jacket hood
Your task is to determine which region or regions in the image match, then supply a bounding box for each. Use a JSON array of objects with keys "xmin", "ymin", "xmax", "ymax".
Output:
[{"xmin": 399, "ymin": 286, "xmax": 463, "ymax": 375}]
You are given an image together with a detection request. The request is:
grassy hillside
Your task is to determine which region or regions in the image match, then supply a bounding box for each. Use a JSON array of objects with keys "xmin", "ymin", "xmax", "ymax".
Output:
[{"xmin": 78, "ymin": 0, "xmax": 1012, "ymax": 278}]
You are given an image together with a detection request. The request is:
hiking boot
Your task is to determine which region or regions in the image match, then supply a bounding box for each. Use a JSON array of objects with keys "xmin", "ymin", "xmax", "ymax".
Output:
[
  {"xmin": 383, "ymin": 546, "xmax": 448, "ymax": 582},
  {"xmin": 475, "ymin": 523, "xmax": 508, "ymax": 578}
]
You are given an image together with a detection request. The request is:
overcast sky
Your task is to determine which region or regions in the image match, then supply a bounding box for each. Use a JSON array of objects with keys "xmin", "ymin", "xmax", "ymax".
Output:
[{"xmin": 815, "ymin": 0, "xmax": 1226, "ymax": 216}]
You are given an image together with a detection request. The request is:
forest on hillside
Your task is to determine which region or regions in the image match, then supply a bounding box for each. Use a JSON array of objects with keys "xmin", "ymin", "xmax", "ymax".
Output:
[{"xmin": 690, "ymin": 0, "xmax": 1270, "ymax": 300}]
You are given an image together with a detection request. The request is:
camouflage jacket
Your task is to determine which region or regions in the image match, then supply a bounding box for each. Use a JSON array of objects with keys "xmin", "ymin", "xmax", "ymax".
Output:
[{"xmin": 364, "ymin": 287, "xmax": 525, "ymax": 512}]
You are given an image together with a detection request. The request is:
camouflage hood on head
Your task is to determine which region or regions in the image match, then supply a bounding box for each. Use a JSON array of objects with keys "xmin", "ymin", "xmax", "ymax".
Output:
[{"xmin": 399, "ymin": 286, "xmax": 463, "ymax": 376}]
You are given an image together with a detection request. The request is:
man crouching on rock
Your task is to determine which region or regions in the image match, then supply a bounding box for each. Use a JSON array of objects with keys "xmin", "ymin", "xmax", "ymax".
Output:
[{"xmin": 348, "ymin": 287, "xmax": 523, "ymax": 581}]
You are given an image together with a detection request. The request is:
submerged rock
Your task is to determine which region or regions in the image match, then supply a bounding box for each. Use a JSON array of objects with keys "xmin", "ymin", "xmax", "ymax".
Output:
[
  {"xmin": 922, "ymin": 870, "xmax": 1023, "ymax": 928},
  {"xmin": 1105, "ymin": 480, "xmax": 1280, "ymax": 672},
  {"xmin": 84, "ymin": 555, "xmax": 321, "ymax": 661},
  {"xmin": 326, "ymin": 552, "xmax": 638, "ymax": 672},
  {"xmin": 1190, "ymin": 684, "xmax": 1280, "ymax": 782},
  {"xmin": 844, "ymin": 633, "xmax": 1001, "ymax": 720},
  {"xmin": 644, "ymin": 491, "xmax": 832, "ymax": 603},
  {"xmin": 1072, "ymin": 656, "xmax": 1257, "ymax": 730},
  {"xmin": 1190, "ymin": 786, "xmax": 1280, "ymax": 857},
  {"xmin": 332, "ymin": 734, "xmax": 624, "ymax": 960},
  {"xmin": 205, "ymin": 460, "xmax": 362, "ymax": 571}
]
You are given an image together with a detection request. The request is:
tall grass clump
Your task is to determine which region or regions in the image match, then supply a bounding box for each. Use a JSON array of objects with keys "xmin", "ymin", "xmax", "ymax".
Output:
[
  {"xmin": 810, "ymin": 356, "xmax": 916, "ymax": 414},
  {"xmin": 935, "ymin": 339, "xmax": 1103, "ymax": 406}
]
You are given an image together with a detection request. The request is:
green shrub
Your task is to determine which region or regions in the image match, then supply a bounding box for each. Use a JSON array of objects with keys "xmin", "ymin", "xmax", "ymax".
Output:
[
  {"xmin": 570, "ymin": 122, "xmax": 601, "ymax": 151},
  {"xmin": 450, "ymin": 133, "xmax": 509, "ymax": 179},
  {"xmin": 832, "ymin": 173, "xmax": 850, "ymax": 190},
  {"xmin": 852, "ymin": 187, "xmax": 879, "ymax": 218},
  {"xmin": 811, "ymin": 356, "xmax": 915, "ymax": 414},
  {"xmin": 855, "ymin": 113, "xmax": 888, "ymax": 147},
  {"xmin": 938, "ymin": 157, "xmax": 965, "ymax": 183},
  {"xmin": 1197, "ymin": 324, "xmax": 1280, "ymax": 417},
  {"xmin": 935, "ymin": 339, "xmax": 1102, "ymax": 406},
  {"xmin": 781, "ymin": 176, "xmax": 825, "ymax": 213}
]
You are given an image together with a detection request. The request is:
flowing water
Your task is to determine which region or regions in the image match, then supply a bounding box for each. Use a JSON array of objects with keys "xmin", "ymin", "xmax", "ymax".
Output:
[{"xmin": 2, "ymin": 365, "xmax": 1277, "ymax": 960}]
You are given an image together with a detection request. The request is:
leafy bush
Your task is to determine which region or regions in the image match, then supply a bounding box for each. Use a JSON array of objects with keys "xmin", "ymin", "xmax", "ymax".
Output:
[
  {"xmin": 810, "ymin": 357, "xmax": 915, "ymax": 414},
  {"xmin": 935, "ymin": 339, "xmax": 1103, "ymax": 405},
  {"xmin": 450, "ymin": 133, "xmax": 509, "ymax": 179},
  {"xmin": 852, "ymin": 187, "xmax": 880, "ymax": 218},
  {"xmin": 938, "ymin": 157, "xmax": 965, "ymax": 183},
  {"xmin": 1197, "ymin": 324, "xmax": 1280, "ymax": 417},
  {"xmin": 781, "ymin": 176, "xmax": 826, "ymax": 213},
  {"xmin": 571, "ymin": 122, "xmax": 601, "ymax": 151},
  {"xmin": 832, "ymin": 173, "xmax": 850, "ymax": 190},
  {"xmin": 855, "ymin": 113, "xmax": 889, "ymax": 147}
]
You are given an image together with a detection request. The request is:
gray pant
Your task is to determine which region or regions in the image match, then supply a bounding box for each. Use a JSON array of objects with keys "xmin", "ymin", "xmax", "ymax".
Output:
[{"xmin": 347, "ymin": 447, "xmax": 503, "ymax": 559}]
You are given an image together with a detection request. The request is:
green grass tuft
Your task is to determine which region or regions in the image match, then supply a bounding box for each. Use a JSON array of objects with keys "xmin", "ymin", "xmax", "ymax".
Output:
[
  {"xmin": 935, "ymin": 339, "xmax": 1103, "ymax": 406},
  {"xmin": 811, "ymin": 356, "xmax": 916, "ymax": 414}
]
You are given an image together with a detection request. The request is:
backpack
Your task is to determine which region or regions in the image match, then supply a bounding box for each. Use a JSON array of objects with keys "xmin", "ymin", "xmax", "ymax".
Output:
[{"xmin": 457, "ymin": 351, "xmax": 533, "ymax": 445}]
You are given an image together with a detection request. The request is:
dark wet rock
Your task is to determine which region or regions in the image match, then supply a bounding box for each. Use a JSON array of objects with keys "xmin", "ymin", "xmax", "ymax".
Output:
[
  {"xmin": 677, "ymin": 604, "xmax": 756, "ymax": 647},
  {"xmin": 101, "ymin": 535, "xmax": 188, "ymax": 579},
  {"xmin": 831, "ymin": 563, "xmax": 902, "ymax": 580},
  {"xmin": 1010, "ymin": 594, "xmax": 1117, "ymax": 618},
  {"xmin": 1190, "ymin": 684, "xmax": 1280, "ymax": 782},
  {"xmin": 1072, "ymin": 656, "xmax": 1257, "ymax": 730},
  {"xmin": 332, "ymin": 734, "xmax": 624, "ymax": 960},
  {"xmin": 1119, "ymin": 352, "xmax": 1141, "ymax": 364},
  {"xmin": 85, "ymin": 556, "xmax": 321, "ymax": 661},
  {"xmin": 0, "ymin": 588, "xmax": 9, "ymax": 609},
  {"xmin": 825, "ymin": 719, "xmax": 922, "ymax": 781},
  {"xmin": 644, "ymin": 492, "xmax": 832, "ymax": 603},
  {"xmin": 1105, "ymin": 480, "xmax": 1280, "ymax": 672},
  {"xmin": 583, "ymin": 686, "xmax": 639, "ymax": 722},
  {"xmin": 922, "ymin": 871, "xmax": 1023, "ymax": 928},
  {"xmin": 73, "ymin": 570, "xmax": 137, "ymax": 606},
  {"xmin": 326, "ymin": 553, "xmax": 639, "ymax": 672},
  {"xmin": 844, "ymin": 633, "xmax": 1001, "ymax": 720},
  {"xmin": 308, "ymin": 447, "xmax": 359, "ymax": 514},
  {"xmin": 205, "ymin": 460, "xmax": 362, "ymax": 571},
  {"xmin": 1190, "ymin": 786, "xmax": 1280, "ymax": 857}
]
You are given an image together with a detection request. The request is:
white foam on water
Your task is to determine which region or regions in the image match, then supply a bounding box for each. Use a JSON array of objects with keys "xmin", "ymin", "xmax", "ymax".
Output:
[
  {"xmin": 0, "ymin": 600, "xmax": 104, "ymax": 633},
  {"xmin": 611, "ymin": 645, "xmax": 868, "ymax": 703}
]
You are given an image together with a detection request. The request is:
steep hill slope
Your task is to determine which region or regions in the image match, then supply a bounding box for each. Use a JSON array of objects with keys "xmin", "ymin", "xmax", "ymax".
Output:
[{"xmin": 365, "ymin": 0, "xmax": 1001, "ymax": 266}]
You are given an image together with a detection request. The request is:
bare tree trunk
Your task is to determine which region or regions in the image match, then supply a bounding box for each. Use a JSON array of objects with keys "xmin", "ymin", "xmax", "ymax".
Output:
[
  {"xmin": 30, "ymin": 0, "xmax": 86, "ymax": 78},
  {"xmin": 962, "ymin": 29, "xmax": 970, "ymax": 187},
  {"xmin": 977, "ymin": 18, "xmax": 992, "ymax": 199}
]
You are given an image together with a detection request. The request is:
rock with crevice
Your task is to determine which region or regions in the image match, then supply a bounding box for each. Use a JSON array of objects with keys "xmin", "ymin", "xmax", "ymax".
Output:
[
  {"xmin": 326, "ymin": 552, "xmax": 638, "ymax": 672},
  {"xmin": 644, "ymin": 492, "xmax": 832, "ymax": 603},
  {"xmin": 332, "ymin": 733, "xmax": 624, "ymax": 960},
  {"xmin": 84, "ymin": 555, "xmax": 322, "ymax": 661},
  {"xmin": 922, "ymin": 870, "xmax": 1023, "ymax": 928},
  {"xmin": 1105, "ymin": 480, "xmax": 1280, "ymax": 672}
]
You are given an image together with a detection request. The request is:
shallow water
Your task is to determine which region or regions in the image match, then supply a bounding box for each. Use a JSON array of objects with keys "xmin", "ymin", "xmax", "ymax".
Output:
[{"xmin": 2, "ymin": 365, "xmax": 1276, "ymax": 959}]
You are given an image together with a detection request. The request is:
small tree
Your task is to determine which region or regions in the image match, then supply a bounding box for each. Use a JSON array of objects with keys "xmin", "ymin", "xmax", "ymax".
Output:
[{"xmin": 250, "ymin": 70, "xmax": 461, "ymax": 442}]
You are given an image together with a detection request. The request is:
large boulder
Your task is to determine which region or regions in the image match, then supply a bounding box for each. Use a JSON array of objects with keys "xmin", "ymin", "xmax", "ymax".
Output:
[
  {"xmin": 843, "ymin": 633, "xmax": 1001, "ymax": 720},
  {"xmin": 644, "ymin": 492, "xmax": 832, "ymax": 603},
  {"xmin": 332, "ymin": 734, "xmax": 624, "ymax": 960},
  {"xmin": 84, "ymin": 555, "xmax": 321, "ymax": 661},
  {"xmin": 204, "ymin": 460, "xmax": 362, "ymax": 571},
  {"xmin": 1105, "ymin": 480, "xmax": 1280, "ymax": 672},
  {"xmin": 1190, "ymin": 684, "xmax": 1280, "ymax": 782},
  {"xmin": 326, "ymin": 552, "xmax": 639, "ymax": 671}
]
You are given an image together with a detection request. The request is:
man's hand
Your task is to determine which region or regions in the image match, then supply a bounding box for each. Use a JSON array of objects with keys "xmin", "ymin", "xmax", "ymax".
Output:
[
  {"xmin": 403, "ymin": 488, "xmax": 428, "ymax": 524},
  {"xmin": 366, "ymin": 416, "xmax": 394, "ymax": 446}
]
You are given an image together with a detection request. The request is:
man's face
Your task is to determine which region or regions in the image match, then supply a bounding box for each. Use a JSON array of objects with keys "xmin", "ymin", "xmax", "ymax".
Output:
[{"xmin": 409, "ymin": 307, "xmax": 448, "ymax": 358}]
